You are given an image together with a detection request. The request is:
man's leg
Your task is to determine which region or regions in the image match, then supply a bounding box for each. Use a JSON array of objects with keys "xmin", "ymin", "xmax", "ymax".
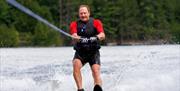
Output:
[
  {"xmin": 91, "ymin": 64, "xmax": 102, "ymax": 85},
  {"xmin": 73, "ymin": 58, "xmax": 83, "ymax": 90}
]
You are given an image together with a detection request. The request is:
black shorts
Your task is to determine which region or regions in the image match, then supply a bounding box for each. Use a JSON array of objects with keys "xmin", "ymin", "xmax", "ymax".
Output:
[{"xmin": 73, "ymin": 50, "xmax": 100, "ymax": 66}]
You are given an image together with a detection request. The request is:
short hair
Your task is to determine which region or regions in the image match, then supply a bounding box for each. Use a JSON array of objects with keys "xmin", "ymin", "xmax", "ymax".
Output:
[{"xmin": 79, "ymin": 5, "xmax": 90, "ymax": 13}]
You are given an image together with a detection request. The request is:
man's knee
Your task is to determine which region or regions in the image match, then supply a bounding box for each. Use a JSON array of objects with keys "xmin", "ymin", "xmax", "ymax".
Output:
[
  {"xmin": 73, "ymin": 59, "xmax": 83, "ymax": 73},
  {"xmin": 91, "ymin": 64, "xmax": 100, "ymax": 75},
  {"xmin": 73, "ymin": 59, "xmax": 82, "ymax": 68}
]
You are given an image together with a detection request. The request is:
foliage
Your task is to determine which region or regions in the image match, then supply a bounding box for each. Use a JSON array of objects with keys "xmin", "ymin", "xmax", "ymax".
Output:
[
  {"xmin": 32, "ymin": 22, "xmax": 62, "ymax": 46},
  {"xmin": 170, "ymin": 23, "xmax": 180, "ymax": 43},
  {"xmin": 0, "ymin": 25, "xmax": 19, "ymax": 47},
  {"xmin": 0, "ymin": 0, "xmax": 179, "ymax": 47}
]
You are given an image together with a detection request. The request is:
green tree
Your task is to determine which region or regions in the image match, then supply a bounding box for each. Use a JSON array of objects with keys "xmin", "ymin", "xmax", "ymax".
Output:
[
  {"xmin": 1, "ymin": 0, "xmax": 179, "ymax": 46},
  {"xmin": 170, "ymin": 23, "xmax": 180, "ymax": 43},
  {"xmin": 0, "ymin": 0, "xmax": 13, "ymax": 26},
  {"xmin": 0, "ymin": 25, "xmax": 19, "ymax": 47},
  {"xmin": 32, "ymin": 22, "xmax": 62, "ymax": 46}
]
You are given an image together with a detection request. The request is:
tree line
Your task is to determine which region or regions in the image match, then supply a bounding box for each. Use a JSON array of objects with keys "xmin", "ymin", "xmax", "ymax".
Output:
[{"xmin": 0, "ymin": 0, "xmax": 179, "ymax": 47}]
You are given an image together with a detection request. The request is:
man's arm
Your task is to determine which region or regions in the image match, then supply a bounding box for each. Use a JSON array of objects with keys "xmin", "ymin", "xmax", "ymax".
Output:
[
  {"xmin": 97, "ymin": 32, "xmax": 105, "ymax": 41},
  {"xmin": 72, "ymin": 33, "xmax": 81, "ymax": 42},
  {"xmin": 70, "ymin": 21, "xmax": 81, "ymax": 43},
  {"xmin": 94, "ymin": 19, "xmax": 105, "ymax": 41}
]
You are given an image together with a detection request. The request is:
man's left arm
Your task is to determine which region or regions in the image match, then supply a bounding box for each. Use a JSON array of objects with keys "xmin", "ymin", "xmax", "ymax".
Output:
[
  {"xmin": 89, "ymin": 32, "xmax": 105, "ymax": 43},
  {"xmin": 94, "ymin": 19, "xmax": 105, "ymax": 41}
]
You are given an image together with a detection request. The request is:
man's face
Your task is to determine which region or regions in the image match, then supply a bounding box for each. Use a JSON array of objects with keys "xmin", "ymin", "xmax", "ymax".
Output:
[{"xmin": 79, "ymin": 7, "xmax": 90, "ymax": 22}]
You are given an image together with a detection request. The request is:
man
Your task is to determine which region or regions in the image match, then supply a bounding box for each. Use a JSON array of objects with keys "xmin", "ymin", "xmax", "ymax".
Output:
[{"xmin": 70, "ymin": 5, "xmax": 105, "ymax": 91}]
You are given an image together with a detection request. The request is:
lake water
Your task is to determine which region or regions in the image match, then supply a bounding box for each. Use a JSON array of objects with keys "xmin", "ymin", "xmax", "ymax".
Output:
[{"xmin": 0, "ymin": 45, "xmax": 180, "ymax": 91}]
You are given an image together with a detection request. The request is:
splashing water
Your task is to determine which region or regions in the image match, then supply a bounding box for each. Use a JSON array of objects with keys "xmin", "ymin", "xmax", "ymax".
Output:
[{"xmin": 0, "ymin": 45, "xmax": 180, "ymax": 91}]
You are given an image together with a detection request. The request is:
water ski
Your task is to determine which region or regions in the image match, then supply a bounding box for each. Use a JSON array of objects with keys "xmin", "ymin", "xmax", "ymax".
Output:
[{"xmin": 93, "ymin": 85, "xmax": 103, "ymax": 91}]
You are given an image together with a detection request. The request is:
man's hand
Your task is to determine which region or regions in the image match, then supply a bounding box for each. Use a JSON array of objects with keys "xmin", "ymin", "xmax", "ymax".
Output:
[
  {"xmin": 72, "ymin": 34, "xmax": 89, "ymax": 43},
  {"xmin": 72, "ymin": 33, "xmax": 99, "ymax": 43},
  {"xmin": 79, "ymin": 37, "xmax": 89, "ymax": 43},
  {"xmin": 89, "ymin": 36, "xmax": 99, "ymax": 42},
  {"xmin": 80, "ymin": 36, "xmax": 99, "ymax": 43},
  {"xmin": 72, "ymin": 33, "xmax": 81, "ymax": 42}
]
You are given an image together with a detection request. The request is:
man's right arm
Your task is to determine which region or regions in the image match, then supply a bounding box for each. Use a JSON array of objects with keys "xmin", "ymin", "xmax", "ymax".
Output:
[
  {"xmin": 72, "ymin": 33, "xmax": 81, "ymax": 42},
  {"xmin": 70, "ymin": 22, "xmax": 80, "ymax": 42}
]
